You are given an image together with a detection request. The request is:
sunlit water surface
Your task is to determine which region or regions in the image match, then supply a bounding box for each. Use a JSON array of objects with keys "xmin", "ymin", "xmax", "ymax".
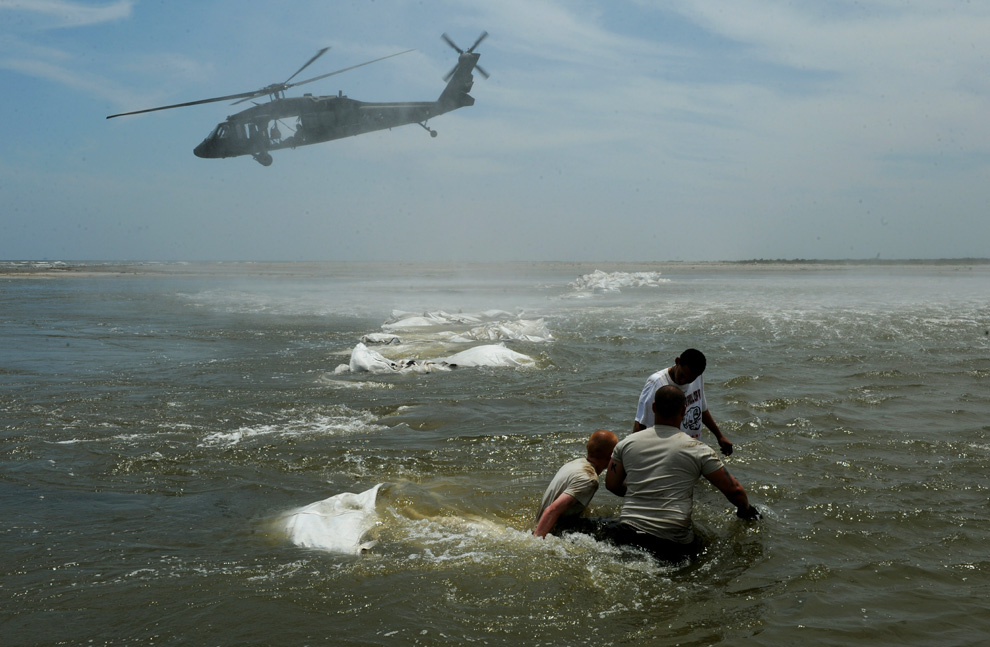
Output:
[{"xmin": 2, "ymin": 261, "xmax": 989, "ymax": 646}]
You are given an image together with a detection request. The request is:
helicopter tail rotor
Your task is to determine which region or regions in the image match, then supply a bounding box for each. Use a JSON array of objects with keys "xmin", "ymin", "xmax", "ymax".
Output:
[
  {"xmin": 442, "ymin": 32, "xmax": 489, "ymax": 81},
  {"xmin": 442, "ymin": 31, "xmax": 487, "ymax": 54}
]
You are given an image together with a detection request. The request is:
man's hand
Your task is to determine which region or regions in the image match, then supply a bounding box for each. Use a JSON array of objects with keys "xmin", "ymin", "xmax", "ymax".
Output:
[
  {"xmin": 717, "ymin": 437, "xmax": 734, "ymax": 456},
  {"xmin": 736, "ymin": 504, "xmax": 762, "ymax": 521}
]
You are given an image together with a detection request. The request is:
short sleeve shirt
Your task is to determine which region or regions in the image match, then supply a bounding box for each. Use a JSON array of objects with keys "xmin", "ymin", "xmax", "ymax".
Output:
[
  {"xmin": 536, "ymin": 458, "xmax": 599, "ymax": 520},
  {"xmin": 612, "ymin": 425, "xmax": 724, "ymax": 543},
  {"xmin": 634, "ymin": 368, "xmax": 708, "ymax": 438}
]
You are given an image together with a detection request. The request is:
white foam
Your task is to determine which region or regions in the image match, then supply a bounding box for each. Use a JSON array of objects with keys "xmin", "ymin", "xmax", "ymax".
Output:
[
  {"xmin": 200, "ymin": 407, "xmax": 381, "ymax": 447},
  {"xmin": 568, "ymin": 270, "xmax": 670, "ymax": 295},
  {"xmin": 441, "ymin": 318, "xmax": 553, "ymax": 343},
  {"xmin": 382, "ymin": 309, "xmax": 516, "ymax": 332}
]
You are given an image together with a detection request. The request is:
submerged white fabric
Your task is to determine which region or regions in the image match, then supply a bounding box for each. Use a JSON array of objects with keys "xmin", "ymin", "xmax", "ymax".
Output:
[
  {"xmin": 442, "ymin": 343, "xmax": 535, "ymax": 367},
  {"xmin": 283, "ymin": 484, "xmax": 382, "ymax": 554},
  {"xmin": 338, "ymin": 342, "xmax": 535, "ymax": 374},
  {"xmin": 347, "ymin": 343, "xmax": 406, "ymax": 373},
  {"xmin": 334, "ymin": 308, "xmax": 550, "ymax": 375}
]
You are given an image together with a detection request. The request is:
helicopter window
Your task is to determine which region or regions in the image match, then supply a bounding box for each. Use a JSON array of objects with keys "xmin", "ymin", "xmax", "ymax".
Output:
[{"xmin": 216, "ymin": 123, "xmax": 245, "ymax": 140}]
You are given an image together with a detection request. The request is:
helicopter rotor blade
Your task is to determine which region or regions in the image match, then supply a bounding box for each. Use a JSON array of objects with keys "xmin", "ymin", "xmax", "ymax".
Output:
[
  {"xmin": 287, "ymin": 49, "xmax": 415, "ymax": 89},
  {"xmin": 107, "ymin": 49, "xmax": 334, "ymax": 117},
  {"xmin": 466, "ymin": 31, "xmax": 488, "ymax": 53},
  {"xmin": 226, "ymin": 47, "xmax": 333, "ymax": 105},
  {"xmin": 106, "ymin": 47, "xmax": 414, "ymax": 119},
  {"xmin": 442, "ymin": 31, "xmax": 490, "ymax": 82},
  {"xmin": 444, "ymin": 61, "xmax": 490, "ymax": 82},
  {"xmin": 284, "ymin": 47, "xmax": 330, "ymax": 85},
  {"xmin": 106, "ymin": 90, "xmax": 266, "ymax": 119},
  {"xmin": 230, "ymin": 89, "xmax": 277, "ymax": 105},
  {"xmin": 441, "ymin": 33, "xmax": 463, "ymax": 54}
]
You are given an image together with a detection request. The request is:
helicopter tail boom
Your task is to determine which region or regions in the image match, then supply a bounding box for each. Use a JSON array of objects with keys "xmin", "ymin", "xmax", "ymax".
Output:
[{"xmin": 436, "ymin": 53, "xmax": 478, "ymax": 112}]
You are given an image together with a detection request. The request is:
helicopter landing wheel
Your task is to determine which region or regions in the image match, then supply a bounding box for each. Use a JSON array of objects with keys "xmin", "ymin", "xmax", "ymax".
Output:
[
  {"xmin": 253, "ymin": 152, "xmax": 273, "ymax": 166},
  {"xmin": 430, "ymin": 129, "xmax": 437, "ymax": 138}
]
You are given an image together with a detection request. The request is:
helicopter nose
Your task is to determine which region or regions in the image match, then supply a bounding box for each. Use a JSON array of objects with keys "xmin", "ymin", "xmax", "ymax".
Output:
[{"xmin": 194, "ymin": 135, "xmax": 219, "ymax": 158}]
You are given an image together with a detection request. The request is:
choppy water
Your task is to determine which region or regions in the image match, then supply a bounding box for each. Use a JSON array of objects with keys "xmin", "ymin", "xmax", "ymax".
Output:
[{"xmin": 2, "ymin": 261, "xmax": 989, "ymax": 646}]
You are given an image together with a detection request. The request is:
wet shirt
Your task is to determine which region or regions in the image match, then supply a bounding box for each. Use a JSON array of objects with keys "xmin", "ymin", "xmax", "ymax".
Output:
[
  {"xmin": 536, "ymin": 458, "xmax": 599, "ymax": 521},
  {"xmin": 612, "ymin": 425, "xmax": 724, "ymax": 543}
]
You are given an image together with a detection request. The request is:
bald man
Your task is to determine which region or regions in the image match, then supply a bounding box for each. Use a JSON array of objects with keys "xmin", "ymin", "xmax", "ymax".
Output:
[{"xmin": 534, "ymin": 429, "xmax": 618, "ymax": 538}]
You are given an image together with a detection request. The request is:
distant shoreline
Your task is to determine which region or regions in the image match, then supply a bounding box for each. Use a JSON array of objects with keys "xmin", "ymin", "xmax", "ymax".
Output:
[{"xmin": 2, "ymin": 258, "xmax": 988, "ymax": 279}]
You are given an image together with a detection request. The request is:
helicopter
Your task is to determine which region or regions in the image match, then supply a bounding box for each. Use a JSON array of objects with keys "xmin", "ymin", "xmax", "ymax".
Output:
[{"xmin": 106, "ymin": 32, "xmax": 489, "ymax": 166}]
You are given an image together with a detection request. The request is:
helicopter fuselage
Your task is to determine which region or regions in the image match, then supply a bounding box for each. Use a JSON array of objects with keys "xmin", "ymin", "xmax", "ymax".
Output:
[
  {"xmin": 193, "ymin": 50, "xmax": 479, "ymax": 165},
  {"xmin": 193, "ymin": 93, "xmax": 451, "ymax": 160}
]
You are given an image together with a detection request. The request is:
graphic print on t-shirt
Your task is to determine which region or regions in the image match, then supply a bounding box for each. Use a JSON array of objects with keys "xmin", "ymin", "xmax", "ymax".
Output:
[{"xmin": 684, "ymin": 405, "xmax": 702, "ymax": 434}]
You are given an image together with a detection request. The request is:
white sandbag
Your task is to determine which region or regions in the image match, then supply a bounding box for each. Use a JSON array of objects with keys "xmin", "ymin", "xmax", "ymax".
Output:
[
  {"xmin": 442, "ymin": 343, "xmax": 536, "ymax": 368},
  {"xmin": 282, "ymin": 484, "xmax": 383, "ymax": 554},
  {"xmin": 349, "ymin": 342, "xmax": 404, "ymax": 373}
]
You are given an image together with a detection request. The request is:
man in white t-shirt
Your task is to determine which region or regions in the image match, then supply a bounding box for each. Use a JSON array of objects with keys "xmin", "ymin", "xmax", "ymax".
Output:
[
  {"xmin": 534, "ymin": 429, "xmax": 618, "ymax": 538},
  {"xmin": 608, "ymin": 385, "xmax": 760, "ymax": 561},
  {"xmin": 633, "ymin": 348, "xmax": 733, "ymax": 456}
]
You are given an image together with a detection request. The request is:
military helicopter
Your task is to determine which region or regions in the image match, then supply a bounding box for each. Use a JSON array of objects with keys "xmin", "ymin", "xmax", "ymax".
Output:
[{"xmin": 107, "ymin": 32, "xmax": 489, "ymax": 166}]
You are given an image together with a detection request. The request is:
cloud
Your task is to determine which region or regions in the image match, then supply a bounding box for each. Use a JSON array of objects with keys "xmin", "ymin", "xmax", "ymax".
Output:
[
  {"xmin": 3, "ymin": 0, "xmax": 989, "ymax": 261},
  {"xmin": 0, "ymin": 0, "xmax": 132, "ymax": 28},
  {"xmin": 0, "ymin": 1, "xmax": 206, "ymax": 110},
  {"xmin": 0, "ymin": 56, "xmax": 146, "ymax": 106}
]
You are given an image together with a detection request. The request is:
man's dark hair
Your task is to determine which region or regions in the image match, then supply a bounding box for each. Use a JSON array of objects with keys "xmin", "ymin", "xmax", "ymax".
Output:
[
  {"xmin": 653, "ymin": 385, "xmax": 687, "ymax": 419},
  {"xmin": 680, "ymin": 348, "xmax": 707, "ymax": 374}
]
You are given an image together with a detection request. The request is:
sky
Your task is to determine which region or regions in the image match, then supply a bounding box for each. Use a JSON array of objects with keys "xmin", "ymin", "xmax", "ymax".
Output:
[{"xmin": 1, "ymin": 0, "xmax": 989, "ymax": 262}]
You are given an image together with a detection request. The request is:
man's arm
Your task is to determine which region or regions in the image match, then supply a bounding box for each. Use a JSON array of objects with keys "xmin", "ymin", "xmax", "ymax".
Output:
[
  {"xmin": 703, "ymin": 467, "xmax": 757, "ymax": 518},
  {"xmin": 632, "ymin": 420, "xmax": 646, "ymax": 433},
  {"xmin": 702, "ymin": 410, "xmax": 733, "ymax": 456},
  {"xmin": 605, "ymin": 458, "xmax": 627, "ymax": 497},
  {"xmin": 703, "ymin": 466, "xmax": 746, "ymax": 507},
  {"xmin": 534, "ymin": 493, "xmax": 578, "ymax": 538}
]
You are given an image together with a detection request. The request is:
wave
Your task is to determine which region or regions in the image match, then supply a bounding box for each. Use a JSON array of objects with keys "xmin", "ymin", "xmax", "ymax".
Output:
[
  {"xmin": 199, "ymin": 407, "xmax": 382, "ymax": 447},
  {"xmin": 381, "ymin": 309, "xmax": 553, "ymax": 343},
  {"xmin": 567, "ymin": 270, "xmax": 670, "ymax": 296}
]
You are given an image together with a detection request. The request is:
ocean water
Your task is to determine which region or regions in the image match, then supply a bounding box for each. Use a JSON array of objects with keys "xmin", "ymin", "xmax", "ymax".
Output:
[{"xmin": 2, "ymin": 261, "xmax": 989, "ymax": 646}]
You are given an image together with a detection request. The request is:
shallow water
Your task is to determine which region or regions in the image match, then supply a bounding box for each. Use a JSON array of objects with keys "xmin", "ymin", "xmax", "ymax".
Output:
[{"xmin": 2, "ymin": 261, "xmax": 989, "ymax": 646}]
